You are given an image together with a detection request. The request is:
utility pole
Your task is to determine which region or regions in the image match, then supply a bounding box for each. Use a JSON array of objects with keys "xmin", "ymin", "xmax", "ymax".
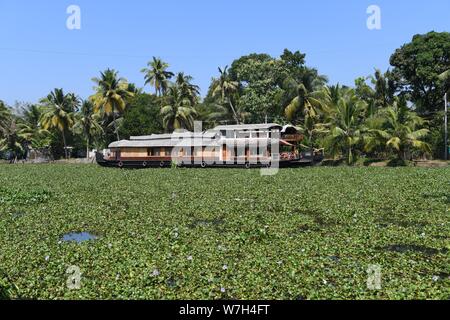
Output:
[{"xmin": 445, "ymin": 92, "xmax": 448, "ymax": 160}]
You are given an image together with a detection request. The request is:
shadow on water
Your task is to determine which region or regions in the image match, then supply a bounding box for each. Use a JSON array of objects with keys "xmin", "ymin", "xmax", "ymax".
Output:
[
  {"xmin": 11, "ymin": 211, "xmax": 27, "ymax": 219},
  {"xmin": 61, "ymin": 232, "xmax": 98, "ymax": 243},
  {"xmin": 188, "ymin": 218, "xmax": 225, "ymax": 231},
  {"xmin": 377, "ymin": 217, "xmax": 429, "ymax": 229},
  {"xmin": 421, "ymin": 192, "xmax": 450, "ymax": 204},
  {"xmin": 379, "ymin": 244, "xmax": 448, "ymax": 256}
]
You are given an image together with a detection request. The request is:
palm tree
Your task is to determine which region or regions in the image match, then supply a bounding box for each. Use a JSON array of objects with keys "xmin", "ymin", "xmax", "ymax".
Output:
[
  {"xmin": 74, "ymin": 101, "xmax": 103, "ymax": 159},
  {"xmin": 211, "ymin": 66, "xmax": 240, "ymax": 124},
  {"xmin": 39, "ymin": 89, "xmax": 79, "ymax": 159},
  {"xmin": 370, "ymin": 69, "xmax": 396, "ymax": 110},
  {"xmin": 1, "ymin": 99, "xmax": 9, "ymax": 120},
  {"xmin": 439, "ymin": 69, "xmax": 450, "ymax": 95},
  {"xmin": 0, "ymin": 104, "xmax": 23, "ymax": 162},
  {"xmin": 364, "ymin": 98, "xmax": 431, "ymax": 160},
  {"xmin": 17, "ymin": 104, "xmax": 51, "ymax": 149},
  {"xmin": 0, "ymin": 115, "xmax": 24, "ymax": 163},
  {"xmin": 205, "ymin": 103, "xmax": 250, "ymax": 126},
  {"xmin": 141, "ymin": 57, "xmax": 174, "ymax": 96},
  {"xmin": 90, "ymin": 69, "xmax": 134, "ymax": 141},
  {"xmin": 0, "ymin": 100, "xmax": 9, "ymax": 134},
  {"xmin": 175, "ymin": 72, "xmax": 200, "ymax": 106},
  {"xmin": 324, "ymin": 90, "xmax": 367, "ymax": 164},
  {"xmin": 161, "ymin": 87, "xmax": 197, "ymax": 132},
  {"xmin": 285, "ymin": 84, "xmax": 330, "ymax": 123}
]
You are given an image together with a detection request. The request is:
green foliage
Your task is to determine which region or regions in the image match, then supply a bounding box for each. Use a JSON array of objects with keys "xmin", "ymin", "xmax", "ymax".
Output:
[
  {"xmin": 90, "ymin": 69, "xmax": 135, "ymax": 141},
  {"xmin": 161, "ymin": 87, "xmax": 197, "ymax": 132},
  {"xmin": 210, "ymin": 66, "xmax": 240, "ymax": 124},
  {"xmin": 17, "ymin": 104, "xmax": 52, "ymax": 149},
  {"xmin": 0, "ymin": 165, "xmax": 448, "ymax": 299},
  {"xmin": 40, "ymin": 89, "xmax": 79, "ymax": 159},
  {"xmin": 141, "ymin": 57, "xmax": 174, "ymax": 97},
  {"xmin": 73, "ymin": 101, "xmax": 103, "ymax": 157},
  {"xmin": 390, "ymin": 31, "xmax": 450, "ymax": 114},
  {"xmin": 364, "ymin": 98, "xmax": 431, "ymax": 160},
  {"xmin": 119, "ymin": 93, "xmax": 164, "ymax": 138},
  {"xmin": 0, "ymin": 187, "xmax": 53, "ymax": 206},
  {"xmin": 0, "ymin": 115, "xmax": 24, "ymax": 159},
  {"xmin": 324, "ymin": 90, "xmax": 367, "ymax": 164},
  {"xmin": 175, "ymin": 72, "xmax": 201, "ymax": 106}
]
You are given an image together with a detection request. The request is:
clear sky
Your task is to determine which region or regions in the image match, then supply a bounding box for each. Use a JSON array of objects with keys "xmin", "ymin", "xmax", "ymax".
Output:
[{"xmin": 1, "ymin": 0, "xmax": 449, "ymax": 105}]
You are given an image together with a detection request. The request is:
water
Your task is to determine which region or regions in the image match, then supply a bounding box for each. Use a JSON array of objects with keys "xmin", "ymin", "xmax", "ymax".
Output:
[{"xmin": 62, "ymin": 232, "xmax": 98, "ymax": 243}]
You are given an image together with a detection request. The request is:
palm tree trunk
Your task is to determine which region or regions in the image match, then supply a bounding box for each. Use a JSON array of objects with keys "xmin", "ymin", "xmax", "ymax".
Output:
[
  {"xmin": 228, "ymin": 100, "xmax": 240, "ymax": 125},
  {"xmin": 347, "ymin": 141, "xmax": 353, "ymax": 165},
  {"xmin": 112, "ymin": 106, "xmax": 120, "ymax": 141},
  {"xmin": 86, "ymin": 136, "xmax": 90, "ymax": 160},
  {"xmin": 62, "ymin": 131, "xmax": 68, "ymax": 159}
]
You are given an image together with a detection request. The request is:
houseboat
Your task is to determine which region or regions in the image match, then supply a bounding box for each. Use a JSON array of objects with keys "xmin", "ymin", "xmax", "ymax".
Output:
[{"xmin": 96, "ymin": 123, "xmax": 323, "ymax": 168}]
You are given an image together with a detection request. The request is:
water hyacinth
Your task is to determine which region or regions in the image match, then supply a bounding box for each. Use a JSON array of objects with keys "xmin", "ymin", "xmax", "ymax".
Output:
[{"xmin": 0, "ymin": 165, "xmax": 448, "ymax": 299}]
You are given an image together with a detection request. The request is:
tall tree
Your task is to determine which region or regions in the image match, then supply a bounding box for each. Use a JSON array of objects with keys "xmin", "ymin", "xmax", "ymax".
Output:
[
  {"xmin": 119, "ymin": 93, "xmax": 164, "ymax": 138},
  {"xmin": 74, "ymin": 101, "xmax": 103, "ymax": 159},
  {"xmin": 364, "ymin": 98, "xmax": 431, "ymax": 160},
  {"xmin": 90, "ymin": 69, "xmax": 134, "ymax": 141},
  {"xmin": 17, "ymin": 104, "xmax": 51, "ymax": 149},
  {"xmin": 284, "ymin": 84, "xmax": 330, "ymax": 123},
  {"xmin": 371, "ymin": 69, "xmax": 396, "ymax": 109},
  {"xmin": 324, "ymin": 90, "xmax": 367, "ymax": 164},
  {"xmin": 211, "ymin": 66, "xmax": 240, "ymax": 124},
  {"xmin": 161, "ymin": 87, "xmax": 197, "ymax": 132},
  {"xmin": 0, "ymin": 115, "xmax": 24, "ymax": 162},
  {"xmin": 40, "ymin": 88, "xmax": 79, "ymax": 159},
  {"xmin": 141, "ymin": 57, "xmax": 174, "ymax": 96},
  {"xmin": 175, "ymin": 72, "xmax": 200, "ymax": 106},
  {"xmin": 439, "ymin": 69, "xmax": 450, "ymax": 94},
  {"xmin": 390, "ymin": 31, "xmax": 450, "ymax": 115},
  {"xmin": 0, "ymin": 100, "xmax": 9, "ymax": 133}
]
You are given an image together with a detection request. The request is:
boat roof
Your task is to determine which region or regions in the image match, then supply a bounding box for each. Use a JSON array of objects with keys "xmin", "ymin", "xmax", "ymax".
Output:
[
  {"xmin": 213, "ymin": 123, "xmax": 283, "ymax": 131},
  {"xmin": 108, "ymin": 137, "xmax": 290, "ymax": 149},
  {"xmin": 109, "ymin": 138, "xmax": 222, "ymax": 148},
  {"xmin": 130, "ymin": 130, "xmax": 218, "ymax": 141}
]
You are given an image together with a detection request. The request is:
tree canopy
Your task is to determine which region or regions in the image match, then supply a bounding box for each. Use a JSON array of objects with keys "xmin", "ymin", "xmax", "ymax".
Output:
[{"xmin": 390, "ymin": 31, "xmax": 450, "ymax": 115}]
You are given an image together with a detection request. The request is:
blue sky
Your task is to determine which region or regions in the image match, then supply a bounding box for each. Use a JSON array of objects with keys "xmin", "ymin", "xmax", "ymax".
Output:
[{"xmin": 0, "ymin": 0, "xmax": 449, "ymax": 105}]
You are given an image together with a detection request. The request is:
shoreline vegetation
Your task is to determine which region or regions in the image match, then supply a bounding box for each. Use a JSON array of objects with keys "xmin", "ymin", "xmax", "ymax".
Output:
[{"xmin": 1, "ymin": 31, "xmax": 449, "ymax": 165}]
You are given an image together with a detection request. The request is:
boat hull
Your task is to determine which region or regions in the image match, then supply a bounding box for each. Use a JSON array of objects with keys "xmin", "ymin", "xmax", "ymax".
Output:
[{"xmin": 95, "ymin": 152, "xmax": 321, "ymax": 169}]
